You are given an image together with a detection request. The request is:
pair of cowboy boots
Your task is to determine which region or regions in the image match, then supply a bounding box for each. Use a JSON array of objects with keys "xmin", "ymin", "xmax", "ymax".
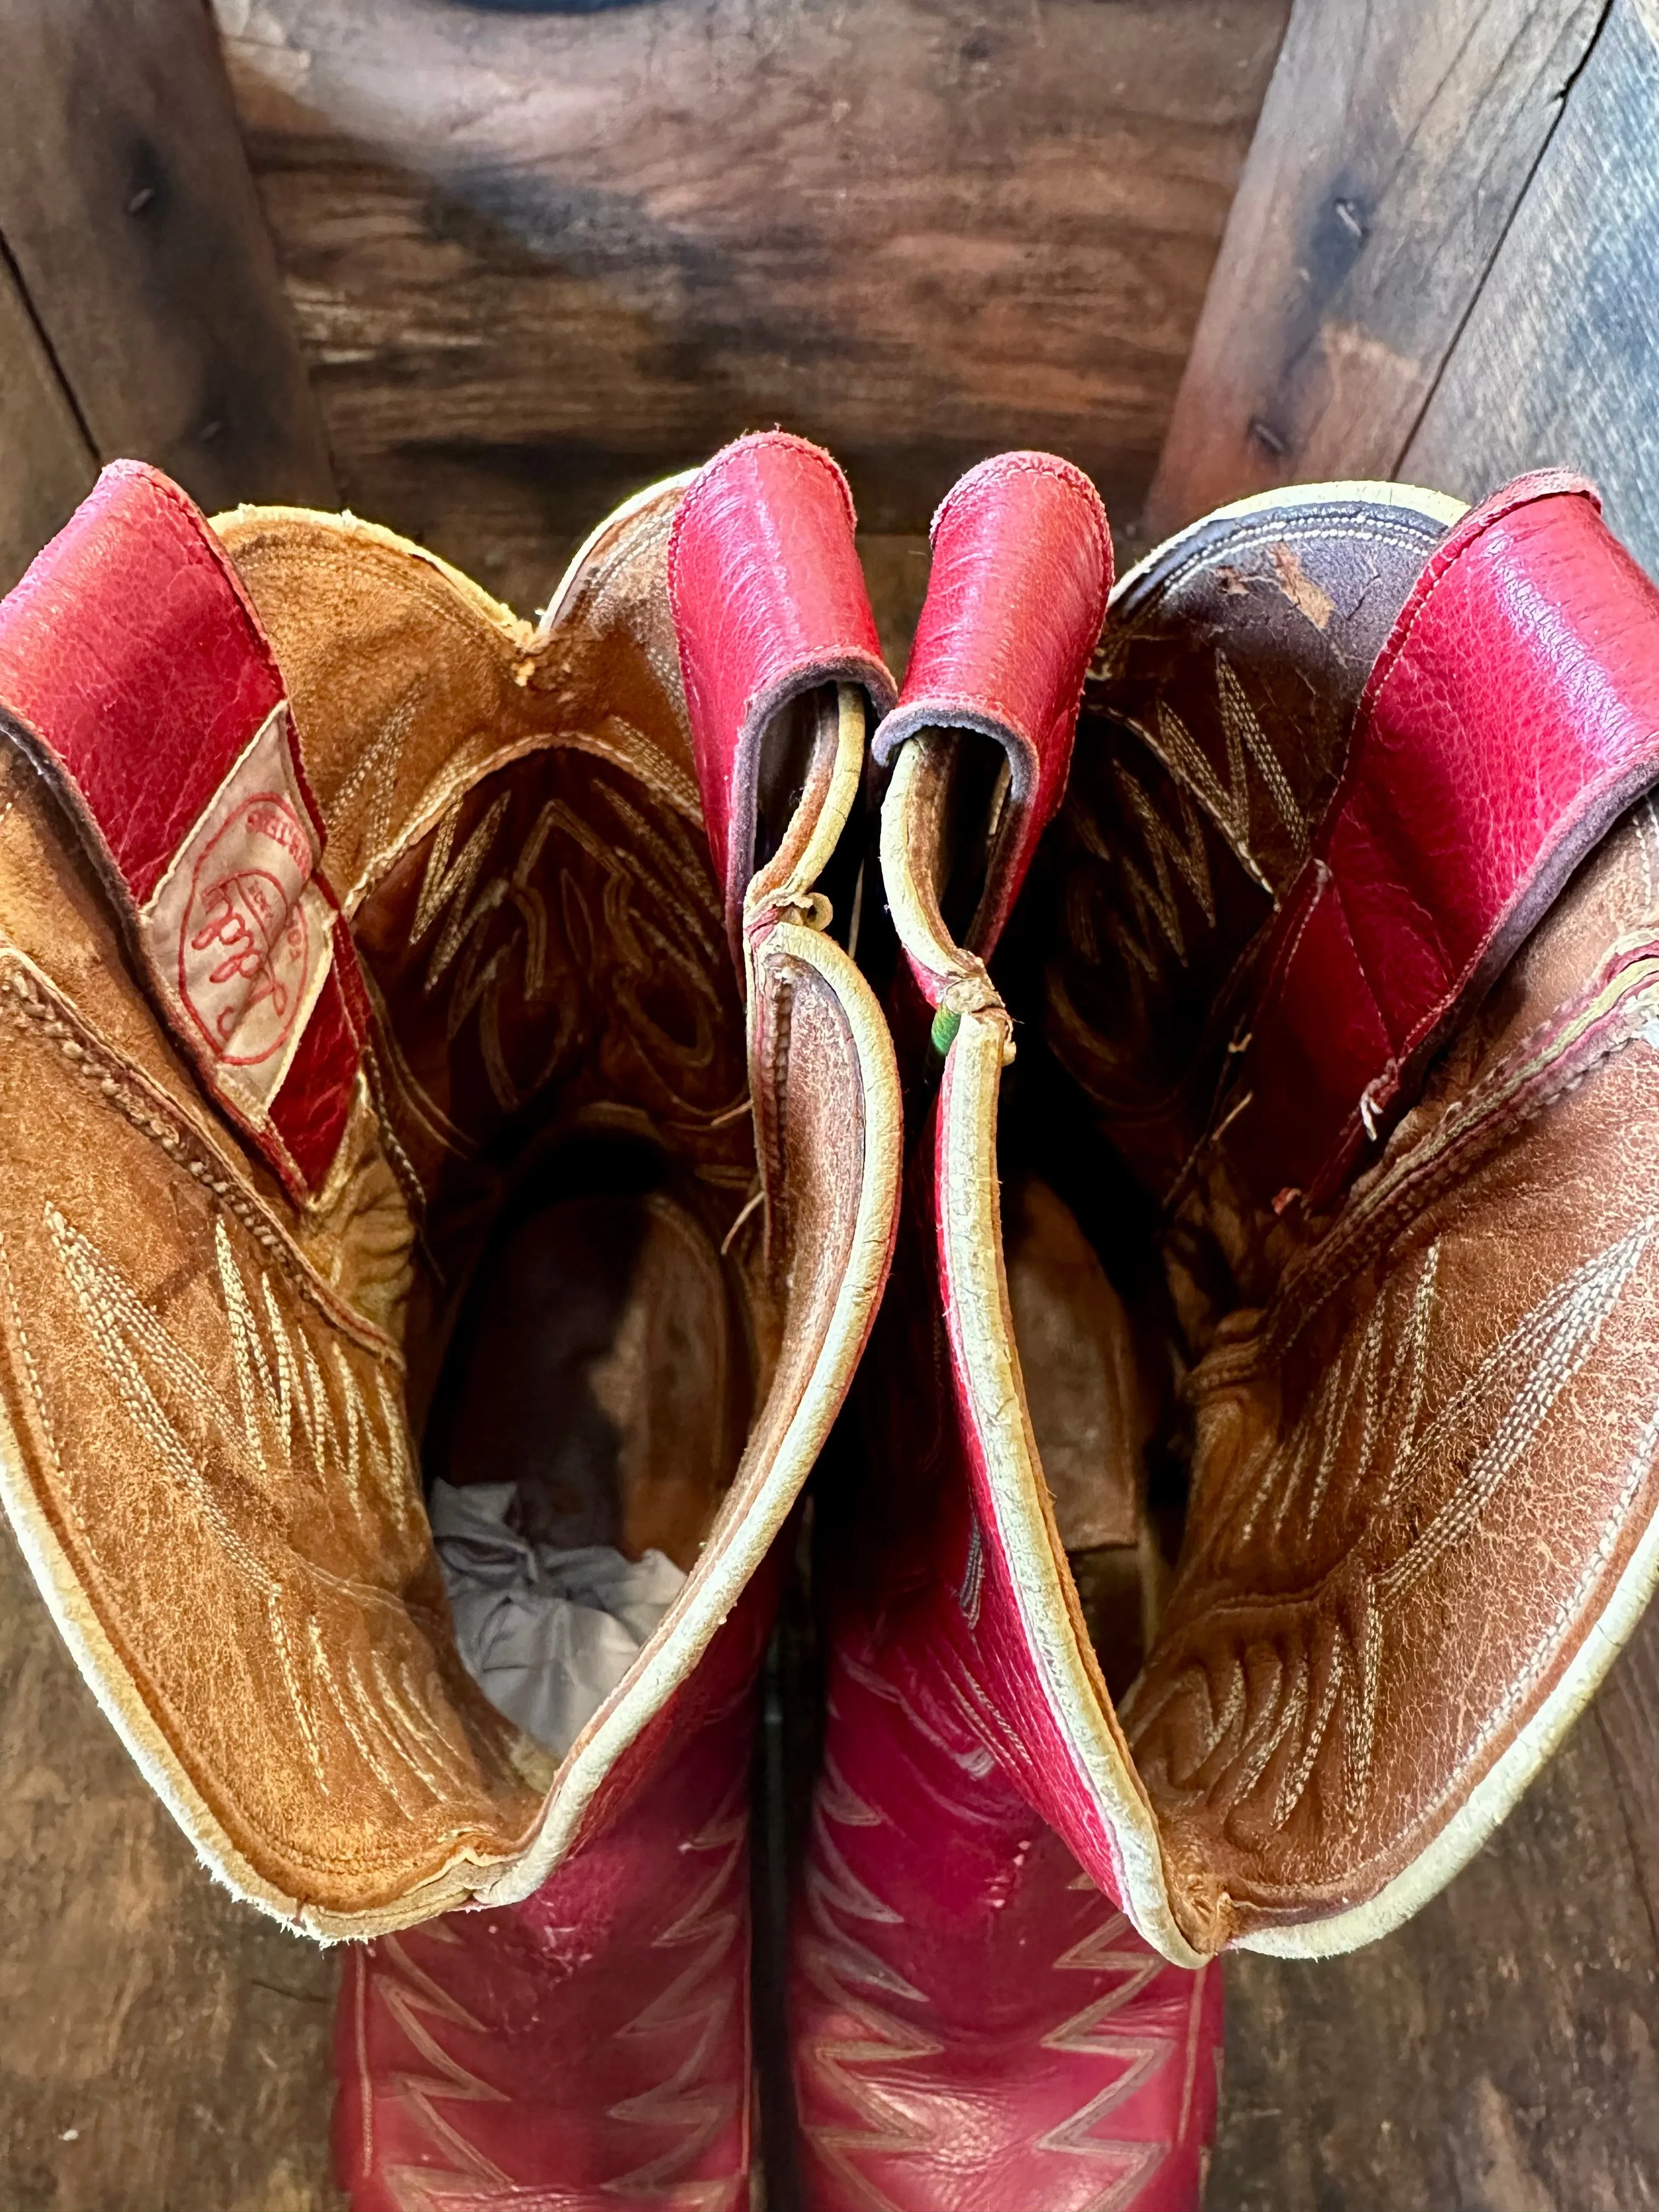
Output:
[{"xmin": 2, "ymin": 430, "xmax": 1659, "ymax": 2210}]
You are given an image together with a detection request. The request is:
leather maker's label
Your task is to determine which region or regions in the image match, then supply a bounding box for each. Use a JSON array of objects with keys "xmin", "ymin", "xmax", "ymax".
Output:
[{"xmin": 144, "ymin": 703, "xmax": 335, "ymax": 1115}]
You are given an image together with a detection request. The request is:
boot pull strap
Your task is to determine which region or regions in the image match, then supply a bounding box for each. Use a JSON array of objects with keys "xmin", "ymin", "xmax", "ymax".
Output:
[
  {"xmin": 873, "ymin": 452, "xmax": 1110, "ymax": 986},
  {"xmin": 668, "ymin": 432, "xmax": 895, "ymax": 981},
  {"xmin": 0, "ymin": 460, "xmax": 369, "ymax": 1205},
  {"xmin": 1224, "ymin": 472, "xmax": 1659, "ymax": 1210}
]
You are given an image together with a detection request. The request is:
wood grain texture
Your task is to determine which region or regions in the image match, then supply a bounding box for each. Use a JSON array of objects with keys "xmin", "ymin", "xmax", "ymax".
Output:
[
  {"xmin": 1402, "ymin": 0, "xmax": 1659, "ymax": 569},
  {"xmin": 1143, "ymin": 0, "xmax": 1607, "ymax": 538},
  {"xmin": 216, "ymin": 0, "xmax": 1288, "ymax": 615},
  {"xmin": 0, "ymin": 1515, "xmax": 343, "ymax": 2212},
  {"xmin": 0, "ymin": 0, "xmax": 333, "ymax": 513},
  {"xmin": 0, "ymin": 253, "xmax": 95, "ymax": 595}
]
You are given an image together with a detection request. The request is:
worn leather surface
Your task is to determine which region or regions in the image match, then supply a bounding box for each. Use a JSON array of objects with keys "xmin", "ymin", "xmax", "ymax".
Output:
[
  {"xmin": 1225, "ymin": 475, "xmax": 1659, "ymax": 1207},
  {"xmin": 0, "ymin": 460, "xmax": 369, "ymax": 1200},
  {"xmin": 796, "ymin": 1645, "xmax": 1222, "ymax": 2212},
  {"xmin": 0, "ymin": 447, "xmax": 899, "ymax": 2002},
  {"xmin": 1047, "ymin": 486, "xmax": 1453, "ymax": 1195},
  {"xmin": 885, "ymin": 474, "xmax": 1659, "ymax": 1964},
  {"xmin": 874, "ymin": 452, "xmax": 1110, "ymax": 974},
  {"xmin": 321, "ymin": 439, "xmax": 902, "ymax": 2211},
  {"xmin": 337, "ymin": 1572, "xmax": 771, "ymax": 2212},
  {"xmin": 797, "ymin": 1127, "xmax": 1222, "ymax": 2211},
  {"xmin": 792, "ymin": 458, "xmax": 1217, "ymax": 2212},
  {"xmin": 668, "ymin": 431, "xmax": 895, "ymax": 963}
]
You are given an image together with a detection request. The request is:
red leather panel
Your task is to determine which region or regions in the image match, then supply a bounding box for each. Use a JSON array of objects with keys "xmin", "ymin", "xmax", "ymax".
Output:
[
  {"xmin": 0, "ymin": 460, "xmax": 289, "ymax": 904},
  {"xmin": 872, "ymin": 453, "xmax": 1111, "ymax": 954},
  {"xmin": 793, "ymin": 1635, "xmax": 1221, "ymax": 2212},
  {"xmin": 798, "ymin": 1105, "xmax": 1221, "ymax": 2211},
  {"xmin": 668, "ymin": 432, "xmax": 894, "ymax": 943},
  {"xmin": 1233, "ymin": 473, "xmax": 1659, "ymax": 1205},
  {"xmin": 0, "ymin": 461, "xmax": 366, "ymax": 1204},
  {"xmin": 336, "ymin": 1589, "xmax": 772, "ymax": 2212}
]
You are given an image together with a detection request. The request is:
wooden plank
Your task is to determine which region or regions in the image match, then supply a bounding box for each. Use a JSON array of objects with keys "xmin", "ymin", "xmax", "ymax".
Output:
[
  {"xmin": 1402, "ymin": 0, "xmax": 1659, "ymax": 570},
  {"xmin": 1142, "ymin": 0, "xmax": 1606, "ymax": 539},
  {"xmin": 0, "ymin": 0, "xmax": 334, "ymax": 512},
  {"xmin": 0, "ymin": 253, "xmax": 95, "ymax": 594},
  {"xmin": 218, "ymin": 0, "xmax": 1289, "ymax": 615},
  {"xmin": 0, "ymin": 1515, "xmax": 343, "ymax": 2212}
]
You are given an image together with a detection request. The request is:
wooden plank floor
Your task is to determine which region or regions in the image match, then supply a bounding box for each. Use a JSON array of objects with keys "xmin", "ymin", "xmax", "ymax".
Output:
[{"xmin": 0, "ymin": 1514, "xmax": 342, "ymax": 2212}]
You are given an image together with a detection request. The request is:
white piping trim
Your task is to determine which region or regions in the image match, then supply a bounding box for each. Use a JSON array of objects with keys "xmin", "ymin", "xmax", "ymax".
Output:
[
  {"xmin": 938, "ymin": 1008, "xmax": 1205, "ymax": 1967},
  {"xmin": 1239, "ymin": 1425, "xmax": 1659, "ymax": 1957},
  {"xmin": 538, "ymin": 470, "xmax": 698, "ymax": 635}
]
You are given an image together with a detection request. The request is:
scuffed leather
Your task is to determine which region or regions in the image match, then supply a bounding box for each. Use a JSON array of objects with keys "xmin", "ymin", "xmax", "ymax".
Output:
[
  {"xmin": 1048, "ymin": 487, "xmax": 1448, "ymax": 1194},
  {"xmin": 793, "ymin": 455, "xmax": 1216, "ymax": 2212},
  {"xmin": 872, "ymin": 452, "xmax": 1110, "ymax": 963},
  {"xmin": 794, "ymin": 1630, "xmax": 1221, "ymax": 2212},
  {"xmin": 0, "ymin": 461, "xmax": 369, "ymax": 1200},
  {"xmin": 901, "ymin": 474, "xmax": 1659, "ymax": 1961},
  {"xmin": 668, "ymin": 431, "xmax": 895, "ymax": 963},
  {"xmin": 0, "ymin": 450, "xmax": 900, "ymax": 1989},
  {"xmin": 1227, "ymin": 474, "xmax": 1659, "ymax": 1206},
  {"xmin": 337, "ymin": 1575, "xmax": 771, "ymax": 2212},
  {"xmin": 798, "ymin": 1100, "xmax": 1220, "ymax": 2209},
  {"xmin": 313, "ymin": 443, "xmax": 903, "ymax": 2212}
]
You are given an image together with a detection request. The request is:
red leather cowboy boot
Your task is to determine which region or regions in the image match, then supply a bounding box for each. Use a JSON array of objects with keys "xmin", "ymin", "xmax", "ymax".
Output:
[
  {"xmin": 800, "ymin": 458, "xmax": 1659, "ymax": 2204},
  {"xmin": 792, "ymin": 453, "xmax": 1223, "ymax": 2212},
  {"xmin": 0, "ymin": 434, "xmax": 900, "ymax": 2209}
]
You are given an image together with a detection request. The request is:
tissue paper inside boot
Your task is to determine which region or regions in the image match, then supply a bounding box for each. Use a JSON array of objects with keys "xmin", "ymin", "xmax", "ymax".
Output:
[{"xmin": 430, "ymin": 1478, "xmax": 687, "ymax": 1756}]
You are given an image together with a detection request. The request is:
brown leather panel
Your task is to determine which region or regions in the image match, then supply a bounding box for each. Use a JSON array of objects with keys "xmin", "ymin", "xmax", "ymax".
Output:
[
  {"xmin": 1006, "ymin": 1175, "xmax": 1148, "ymax": 1555},
  {"xmin": 0, "ymin": 952, "xmax": 539, "ymax": 1917},
  {"xmin": 217, "ymin": 493, "xmax": 698, "ymax": 919},
  {"xmin": 1045, "ymin": 493, "xmax": 1451, "ymax": 1194},
  {"xmin": 223, "ymin": 494, "xmax": 753, "ymax": 1394},
  {"xmin": 1125, "ymin": 802, "xmax": 1659, "ymax": 1946}
]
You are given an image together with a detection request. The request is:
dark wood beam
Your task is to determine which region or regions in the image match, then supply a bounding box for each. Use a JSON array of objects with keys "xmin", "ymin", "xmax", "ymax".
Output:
[
  {"xmin": 1143, "ymin": 0, "xmax": 1607, "ymax": 539},
  {"xmin": 0, "ymin": 0, "xmax": 333, "ymax": 516}
]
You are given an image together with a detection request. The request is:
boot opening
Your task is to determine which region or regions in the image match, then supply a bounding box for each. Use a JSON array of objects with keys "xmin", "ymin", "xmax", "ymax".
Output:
[
  {"xmin": 420, "ymin": 1136, "xmax": 754, "ymax": 1757},
  {"xmin": 753, "ymin": 681, "xmax": 877, "ymax": 958}
]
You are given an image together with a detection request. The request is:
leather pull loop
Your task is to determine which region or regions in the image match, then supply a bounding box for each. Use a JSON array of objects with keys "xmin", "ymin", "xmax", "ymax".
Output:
[
  {"xmin": 873, "ymin": 451, "xmax": 1111, "ymax": 966},
  {"xmin": 668, "ymin": 432, "xmax": 896, "ymax": 975},
  {"xmin": 1224, "ymin": 471, "xmax": 1659, "ymax": 1209},
  {"xmin": 0, "ymin": 460, "xmax": 368, "ymax": 1206}
]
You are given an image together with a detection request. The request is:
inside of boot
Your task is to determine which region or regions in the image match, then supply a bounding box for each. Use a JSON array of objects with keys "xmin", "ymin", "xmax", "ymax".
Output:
[
  {"xmin": 420, "ymin": 1135, "xmax": 751, "ymax": 1757},
  {"xmin": 750, "ymin": 681, "xmax": 873, "ymax": 960},
  {"xmin": 377, "ymin": 676, "xmax": 874, "ymax": 1762},
  {"xmin": 995, "ymin": 1046, "xmax": 1185, "ymax": 1699},
  {"xmin": 935, "ymin": 732, "xmax": 1012, "ymax": 946}
]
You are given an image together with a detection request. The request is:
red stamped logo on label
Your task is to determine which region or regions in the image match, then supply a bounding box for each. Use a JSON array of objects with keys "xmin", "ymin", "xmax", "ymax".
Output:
[{"xmin": 179, "ymin": 791, "xmax": 315, "ymax": 1068}]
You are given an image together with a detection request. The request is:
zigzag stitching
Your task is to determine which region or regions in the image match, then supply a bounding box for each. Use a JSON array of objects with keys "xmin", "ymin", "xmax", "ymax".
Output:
[
  {"xmin": 601, "ymin": 1772, "xmax": 751, "ymax": 2206},
  {"xmin": 1033, "ymin": 1905, "xmax": 1176, "ymax": 2211},
  {"xmin": 797, "ymin": 1763, "xmax": 944, "ymax": 2211}
]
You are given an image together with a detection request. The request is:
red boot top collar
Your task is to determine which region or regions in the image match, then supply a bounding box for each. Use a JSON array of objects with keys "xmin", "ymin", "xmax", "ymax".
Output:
[
  {"xmin": 1224, "ymin": 471, "xmax": 1659, "ymax": 1211},
  {"xmin": 668, "ymin": 432, "xmax": 895, "ymax": 972},
  {"xmin": 0, "ymin": 460, "xmax": 368, "ymax": 1206},
  {"xmin": 874, "ymin": 452, "xmax": 1111, "ymax": 968}
]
